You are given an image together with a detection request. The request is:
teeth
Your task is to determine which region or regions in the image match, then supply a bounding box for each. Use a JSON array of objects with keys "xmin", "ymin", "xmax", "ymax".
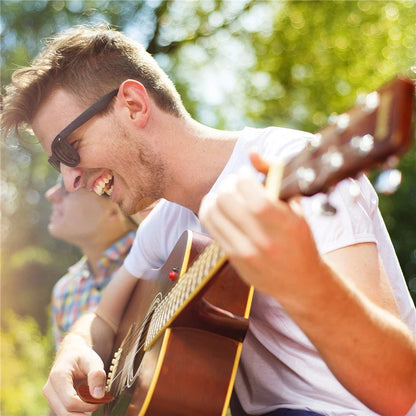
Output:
[
  {"xmin": 105, "ymin": 183, "xmax": 114, "ymax": 196},
  {"xmin": 93, "ymin": 172, "xmax": 113, "ymax": 196},
  {"xmin": 95, "ymin": 183, "xmax": 105, "ymax": 196}
]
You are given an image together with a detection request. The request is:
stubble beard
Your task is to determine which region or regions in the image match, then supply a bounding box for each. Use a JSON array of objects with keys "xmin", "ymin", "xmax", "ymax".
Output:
[{"xmin": 117, "ymin": 127, "xmax": 166, "ymax": 216}]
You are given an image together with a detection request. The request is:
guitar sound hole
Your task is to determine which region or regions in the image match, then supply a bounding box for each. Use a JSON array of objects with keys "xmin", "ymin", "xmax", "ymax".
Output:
[{"xmin": 126, "ymin": 309, "xmax": 155, "ymax": 388}]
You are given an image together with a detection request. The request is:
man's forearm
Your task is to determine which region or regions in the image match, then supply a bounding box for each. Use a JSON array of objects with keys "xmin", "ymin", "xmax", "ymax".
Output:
[
  {"xmin": 57, "ymin": 312, "xmax": 115, "ymax": 367},
  {"xmin": 281, "ymin": 261, "xmax": 416, "ymax": 416}
]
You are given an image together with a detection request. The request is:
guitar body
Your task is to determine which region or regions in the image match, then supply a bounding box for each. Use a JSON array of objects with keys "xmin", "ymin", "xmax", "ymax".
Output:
[{"xmin": 100, "ymin": 230, "xmax": 253, "ymax": 416}]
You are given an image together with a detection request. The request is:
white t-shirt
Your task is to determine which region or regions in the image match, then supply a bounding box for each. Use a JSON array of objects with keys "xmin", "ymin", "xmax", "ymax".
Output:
[{"xmin": 124, "ymin": 127, "xmax": 416, "ymax": 415}]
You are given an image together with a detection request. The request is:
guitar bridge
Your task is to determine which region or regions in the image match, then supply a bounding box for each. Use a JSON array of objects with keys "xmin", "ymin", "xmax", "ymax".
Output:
[{"xmin": 106, "ymin": 347, "xmax": 122, "ymax": 392}]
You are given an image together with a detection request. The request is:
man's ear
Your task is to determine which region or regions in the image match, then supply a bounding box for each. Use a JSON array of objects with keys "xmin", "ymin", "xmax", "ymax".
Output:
[{"xmin": 117, "ymin": 80, "xmax": 150, "ymax": 127}]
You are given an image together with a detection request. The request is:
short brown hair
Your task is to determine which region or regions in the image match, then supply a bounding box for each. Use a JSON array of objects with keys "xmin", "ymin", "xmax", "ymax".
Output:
[{"xmin": 1, "ymin": 24, "xmax": 188, "ymax": 138}]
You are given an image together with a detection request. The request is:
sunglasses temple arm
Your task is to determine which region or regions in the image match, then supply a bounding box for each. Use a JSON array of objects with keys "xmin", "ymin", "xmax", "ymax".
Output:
[{"xmin": 59, "ymin": 89, "xmax": 118, "ymax": 138}]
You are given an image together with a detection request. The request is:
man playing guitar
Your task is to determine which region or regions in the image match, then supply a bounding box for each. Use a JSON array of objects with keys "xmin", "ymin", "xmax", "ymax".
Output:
[{"xmin": 2, "ymin": 25, "xmax": 416, "ymax": 416}]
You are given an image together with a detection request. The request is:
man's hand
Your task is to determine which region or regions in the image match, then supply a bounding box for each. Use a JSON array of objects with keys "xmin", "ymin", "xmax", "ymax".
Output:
[
  {"xmin": 43, "ymin": 267, "xmax": 138, "ymax": 414},
  {"xmin": 43, "ymin": 333, "xmax": 107, "ymax": 415},
  {"xmin": 198, "ymin": 154, "xmax": 320, "ymax": 301}
]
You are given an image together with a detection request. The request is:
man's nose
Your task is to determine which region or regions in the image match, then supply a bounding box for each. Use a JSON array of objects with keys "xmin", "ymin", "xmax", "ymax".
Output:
[{"xmin": 60, "ymin": 165, "xmax": 84, "ymax": 192}]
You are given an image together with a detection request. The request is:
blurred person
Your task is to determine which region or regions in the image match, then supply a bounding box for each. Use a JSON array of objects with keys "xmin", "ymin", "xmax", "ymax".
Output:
[
  {"xmin": 2, "ymin": 25, "xmax": 416, "ymax": 416},
  {"xmin": 45, "ymin": 178, "xmax": 138, "ymax": 348}
]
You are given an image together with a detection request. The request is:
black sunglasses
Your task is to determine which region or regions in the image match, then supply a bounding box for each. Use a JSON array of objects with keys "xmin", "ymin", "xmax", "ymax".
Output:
[{"xmin": 48, "ymin": 89, "xmax": 118, "ymax": 171}]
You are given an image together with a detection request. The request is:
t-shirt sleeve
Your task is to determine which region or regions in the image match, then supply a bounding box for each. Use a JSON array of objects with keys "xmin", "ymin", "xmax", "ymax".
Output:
[
  {"xmin": 301, "ymin": 174, "xmax": 378, "ymax": 254},
  {"xmin": 124, "ymin": 200, "xmax": 201, "ymax": 278},
  {"xmin": 123, "ymin": 222, "xmax": 161, "ymax": 278}
]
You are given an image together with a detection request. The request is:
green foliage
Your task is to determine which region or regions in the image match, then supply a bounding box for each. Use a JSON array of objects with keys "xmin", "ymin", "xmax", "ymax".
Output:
[
  {"xmin": 247, "ymin": 1, "xmax": 415, "ymax": 130},
  {"xmin": 1, "ymin": 311, "xmax": 54, "ymax": 416}
]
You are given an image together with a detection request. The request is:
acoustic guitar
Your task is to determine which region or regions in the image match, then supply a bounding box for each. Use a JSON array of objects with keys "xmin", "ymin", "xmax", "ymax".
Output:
[{"xmin": 78, "ymin": 76, "xmax": 414, "ymax": 416}]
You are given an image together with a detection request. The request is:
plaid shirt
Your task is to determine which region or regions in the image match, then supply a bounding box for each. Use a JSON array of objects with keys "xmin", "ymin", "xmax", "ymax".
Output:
[{"xmin": 51, "ymin": 230, "xmax": 136, "ymax": 349}]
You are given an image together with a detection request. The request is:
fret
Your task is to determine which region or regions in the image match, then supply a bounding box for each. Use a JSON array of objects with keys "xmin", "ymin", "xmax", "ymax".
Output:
[{"xmin": 144, "ymin": 241, "xmax": 228, "ymax": 350}]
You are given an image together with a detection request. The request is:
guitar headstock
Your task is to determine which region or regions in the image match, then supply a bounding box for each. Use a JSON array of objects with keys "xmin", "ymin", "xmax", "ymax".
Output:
[{"xmin": 278, "ymin": 76, "xmax": 415, "ymax": 201}]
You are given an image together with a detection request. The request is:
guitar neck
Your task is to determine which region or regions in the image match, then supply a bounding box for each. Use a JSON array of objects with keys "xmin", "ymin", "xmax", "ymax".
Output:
[
  {"xmin": 279, "ymin": 76, "xmax": 414, "ymax": 201},
  {"xmin": 144, "ymin": 241, "xmax": 227, "ymax": 350}
]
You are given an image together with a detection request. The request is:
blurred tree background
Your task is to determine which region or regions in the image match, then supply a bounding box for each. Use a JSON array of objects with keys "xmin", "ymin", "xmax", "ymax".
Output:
[{"xmin": 1, "ymin": 1, "xmax": 415, "ymax": 414}]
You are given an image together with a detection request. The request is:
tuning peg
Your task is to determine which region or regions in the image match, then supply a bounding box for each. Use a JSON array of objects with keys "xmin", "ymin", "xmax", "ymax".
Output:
[
  {"xmin": 375, "ymin": 169, "xmax": 402, "ymax": 194},
  {"xmin": 310, "ymin": 133, "xmax": 322, "ymax": 149},
  {"xmin": 356, "ymin": 91, "xmax": 380, "ymax": 113},
  {"xmin": 336, "ymin": 114, "xmax": 350, "ymax": 132},
  {"xmin": 322, "ymin": 149, "xmax": 344, "ymax": 170},
  {"xmin": 350, "ymin": 134, "xmax": 374, "ymax": 155},
  {"xmin": 328, "ymin": 113, "xmax": 350, "ymax": 132},
  {"xmin": 382, "ymin": 155, "xmax": 401, "ymax": 170},
  {"xmin": 296, "ymin": 166, "xmax": 317, "ymax": 192}
]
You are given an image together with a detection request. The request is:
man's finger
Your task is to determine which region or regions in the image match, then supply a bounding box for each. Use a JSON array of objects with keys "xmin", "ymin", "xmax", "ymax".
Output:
[
  {"xmin": 77, "ymin": 352, "xmax": 107, "ymax": 398},
  {"xmin": 43, "ymin": 377, "xmax": 100, "ymax": 415},
  {"xmin": 249, "ymin": 151, "xmax": 270, "ymax": 175}
]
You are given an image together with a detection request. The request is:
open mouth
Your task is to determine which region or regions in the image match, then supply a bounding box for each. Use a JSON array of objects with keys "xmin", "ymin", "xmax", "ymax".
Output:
[{"xmin": 93, "ymin": 172, "xmax": 114, "ymax": 196}]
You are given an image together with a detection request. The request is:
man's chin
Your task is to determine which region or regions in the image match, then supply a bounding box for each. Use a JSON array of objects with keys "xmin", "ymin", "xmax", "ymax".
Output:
[
  {"xmin": 48, "ymin": 227, "xmax": 70, "ymax": 243},
  {"xmin": 130, "ymin": 199, "xmax": 158, "ymax": 224},
  {"xmin": 48, "ymin": 224, "xmax": 59, "ymax": 237},
  {"xmin": 117, "ymin": 197, "xmax": 147, "ymax": 216},
  {"xmin": 117, "ymin": 196, "xmax": 156, "ymax": 218},
  {"xmin": 134, "ymin": 197, "xmax": 156, "ymax": 213}
]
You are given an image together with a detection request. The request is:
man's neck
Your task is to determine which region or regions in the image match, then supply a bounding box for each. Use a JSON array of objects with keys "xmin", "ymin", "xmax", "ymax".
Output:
[{"xmin": 155, "ymin": 115, "xmax": 241, "ymax": 213}]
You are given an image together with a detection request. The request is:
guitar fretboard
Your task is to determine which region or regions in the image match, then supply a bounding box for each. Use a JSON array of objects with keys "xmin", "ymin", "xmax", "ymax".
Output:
[{"xmin": 144, "ymin": 241, "xmax": 227, "ymax": 349}]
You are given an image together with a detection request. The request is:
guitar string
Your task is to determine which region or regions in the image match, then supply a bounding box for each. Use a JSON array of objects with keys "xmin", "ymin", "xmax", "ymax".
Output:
[
  {"xmin": 107, "ymin": 294, "xmax": 163, "ymax": 389},
  {"xmin": 278, "ymin": 133, "xmax": 377, "ymax": 199},
  {"xmin": 107, "ymin": 261, "xmax": 205, "ymax": 389}
]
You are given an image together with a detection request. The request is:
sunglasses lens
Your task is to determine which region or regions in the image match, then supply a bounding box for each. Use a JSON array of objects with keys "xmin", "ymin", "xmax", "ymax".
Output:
[
  {"xmin": 51, "ymin": 137, "xmax": 80, "ymax": 167},
  {"xmin": 46, "ymin": 88, "xmax": 118, "ymax": 172}
]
